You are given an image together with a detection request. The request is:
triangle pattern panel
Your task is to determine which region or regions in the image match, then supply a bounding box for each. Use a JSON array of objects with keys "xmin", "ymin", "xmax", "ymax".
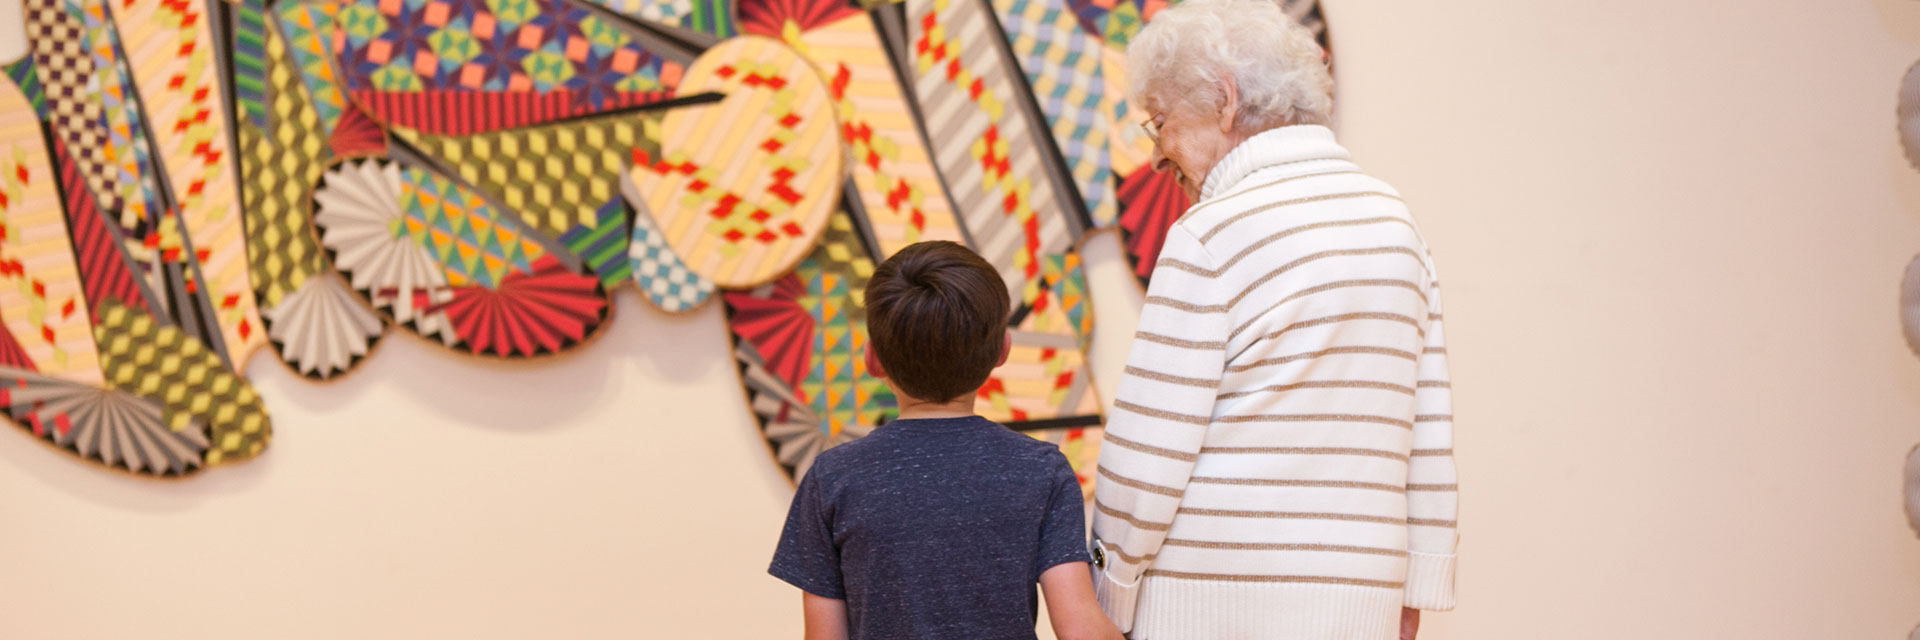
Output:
[{"xmin": 725, "ymin": 208, "xmax": 897, "ymax": 483}]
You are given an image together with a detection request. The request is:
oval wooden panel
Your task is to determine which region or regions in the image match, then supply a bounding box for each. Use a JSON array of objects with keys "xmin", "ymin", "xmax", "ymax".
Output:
[{"xmin": 632, "ymin": 36, "xmax": 844, "ymax": 290}]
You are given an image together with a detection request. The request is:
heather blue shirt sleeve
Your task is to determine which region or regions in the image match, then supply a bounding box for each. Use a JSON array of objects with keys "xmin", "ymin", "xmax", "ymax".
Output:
[
  {"xmin": 769, "ymin": 470, "xmax": 845, "ymax": 599},
  {"xmin": 1036, "ymin": 450, "xmax": 1091, "ymax": 576}
]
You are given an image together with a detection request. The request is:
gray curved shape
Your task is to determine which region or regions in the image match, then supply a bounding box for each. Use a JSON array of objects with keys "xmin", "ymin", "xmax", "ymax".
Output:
[
  {"xmin": 1902, "ymin": 60, "xmax": 1920, "ymax": 171},
  {"xmin": 1904, "ymin": 255, "xmax": 1920, "ymax": 358},
  {"xmin": 1906, "ymin": 444, "xmax": 1920, "ymax": 538}
]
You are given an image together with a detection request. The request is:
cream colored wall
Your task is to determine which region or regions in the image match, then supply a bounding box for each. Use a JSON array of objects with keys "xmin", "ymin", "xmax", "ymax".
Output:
[{"xmin": 4, "ymin": 0, "xmax": 1920, "ymax": 638}]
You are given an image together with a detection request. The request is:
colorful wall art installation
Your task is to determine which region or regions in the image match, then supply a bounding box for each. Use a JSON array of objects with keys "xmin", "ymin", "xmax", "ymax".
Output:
[{"xmin": 0, "ymin": 0, "xmax": 1328, "ymax": 488}]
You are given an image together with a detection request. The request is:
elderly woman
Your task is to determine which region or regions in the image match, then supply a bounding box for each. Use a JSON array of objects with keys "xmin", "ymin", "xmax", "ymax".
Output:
[{"xmin": 1088, "ymin": 1, "xmax": 1458, "ymax": 638}]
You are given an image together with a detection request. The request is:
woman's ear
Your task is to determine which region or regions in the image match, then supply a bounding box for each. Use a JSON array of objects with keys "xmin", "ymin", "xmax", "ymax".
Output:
[
  {"xmin": 995, "ymin": 332, "xmax": 1012, "ymax": 368},
  {"xmin": 1216, "ymin": 75, "xmax": 1241, "ymax": 134},
  {"xmin": 864, "ymin": 343, "xmax": 888, "ymax": 380}
]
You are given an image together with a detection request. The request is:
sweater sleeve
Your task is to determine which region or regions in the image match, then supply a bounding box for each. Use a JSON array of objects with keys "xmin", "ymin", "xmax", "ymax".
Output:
[
  {"xmin": 1090, "ymin": 224, "xmax": 1229, "ymax": 632},
  {"xmin": 1404, "ymin": 277, "xmax": 1459, "ymax": 610}
]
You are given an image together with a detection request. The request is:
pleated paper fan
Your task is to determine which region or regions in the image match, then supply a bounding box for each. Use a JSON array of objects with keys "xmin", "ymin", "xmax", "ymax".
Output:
[
  {"xmin": 313, "ymin": 159, "xmax": 459, "ymax": 346},
  {"xmin": 437, "ymin": 255, "xmax": 610, "ymax": 358},
  {"xmin": 262, "ymin": 273, "xmax": 386, "ymax": 380},
  {"xmin": 1117, "ymin": 168, "xmax": 1191, "ymax": 285},
  {"xmin": 314, "ymin": 158, "xmax": 611, "ymax": 358},
  {"xmin": 0, "ymin": 367, "xmax": 209, "ymax": 476}
]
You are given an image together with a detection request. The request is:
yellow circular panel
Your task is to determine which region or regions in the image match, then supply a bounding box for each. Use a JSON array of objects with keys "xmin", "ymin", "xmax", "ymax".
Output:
[{"xmin": 633, "ymin": 36, "xmax": 844, "ymax": 289}]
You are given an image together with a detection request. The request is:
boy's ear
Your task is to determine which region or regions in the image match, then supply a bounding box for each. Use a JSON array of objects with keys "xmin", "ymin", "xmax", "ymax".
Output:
[
  {"xmin": 996, "ymin": 331, "xmax": 1011, "ymax": 368},
  {"xmin": 864, "ymin": 343, "xmax": 888, "ymax": 380}
]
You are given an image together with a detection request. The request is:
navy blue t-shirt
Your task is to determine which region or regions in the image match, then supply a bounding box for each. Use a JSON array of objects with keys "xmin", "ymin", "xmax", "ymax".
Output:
[{"xmin": 768, "ymin": 416, "xmax": 1091, "ymax": 640}]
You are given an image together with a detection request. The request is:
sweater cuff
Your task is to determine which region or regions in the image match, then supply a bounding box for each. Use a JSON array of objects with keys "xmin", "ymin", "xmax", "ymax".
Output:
[
  {"xmin": 1403, "ymin": 551, "xmax": 1457, "ymax": 611},
  {"xmin": 1094, "ymin": 567, "xmax": 1142, "ymax": 633}
]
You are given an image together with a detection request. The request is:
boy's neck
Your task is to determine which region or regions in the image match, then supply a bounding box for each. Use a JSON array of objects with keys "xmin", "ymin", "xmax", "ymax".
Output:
[{"xmin": 893, "ymin": 395, "xmax": 979, "ymax": 422}]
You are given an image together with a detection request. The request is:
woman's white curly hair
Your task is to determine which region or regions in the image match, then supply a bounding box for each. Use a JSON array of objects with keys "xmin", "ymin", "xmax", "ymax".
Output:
[{"xmin": 1126, "ymin": 0, "xmax": 1333, "ymax": 130}]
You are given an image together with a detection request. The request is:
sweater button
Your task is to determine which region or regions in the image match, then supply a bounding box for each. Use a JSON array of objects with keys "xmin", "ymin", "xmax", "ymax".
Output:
[{"xmin": 1091, "ymin": 545, "xmax": 1106, "ymax": 569}]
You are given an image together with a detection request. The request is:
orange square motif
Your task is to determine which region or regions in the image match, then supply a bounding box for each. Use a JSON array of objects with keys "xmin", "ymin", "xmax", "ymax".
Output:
[
  {"xmin": 517, "ymin": 25, "xmax": 544, "ymax": 50},
  {"xmin": 610, "ymin": 49, "xmax": 638, "ymax": 74},
  {"xmin": 460, "ymin": 63, "xmax": 487, "ymax": 89},
  {"xmin": 471, "ymin": 13, "xmax": 496, "ymax": 39},
  {"xmin": 566, "ymin": 36, "xmax": 590, "ymax": 63},
  {"xmin": 412, "ymin": 51, "xmax": 439, "ymax": 76},
  {"xmin": 367, "ymin": 39, "xmax": 393, "ymax": 64},
  {"xmin": 423, "ymin": 2, "xmax": 451, "ymax": 26}
]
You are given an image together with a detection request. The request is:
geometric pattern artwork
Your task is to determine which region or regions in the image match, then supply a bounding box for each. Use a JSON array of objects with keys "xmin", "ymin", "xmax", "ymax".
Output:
[
  {"xmin": 92, "ymin": 301, "xmax": 271, "ymax": 467},
  {"xmin": 994, "ymin": 0, "xmax": 1116, "ymax": 227},
  {"xmin": 0, "ymin": 90, "xmax": 101, "ymax": 382},
  {"xmin": 626, "ymin": 178, "xmax": 715, "ymax": 313},
  {"xmin": 738, "ymin": 5, "xmax": 967, "ymax": 257},
  {"xmin": 1115, "ymin": 167, "xmax": 1188, "ymax": 283},
  {"xmin": 242, "ymin": 6, "xmax": 383, "ymax": 380},
  {"xmin": 0, "ymin": 366, "xmax": 211, "ymax": 476},
  {"xmin": 332, "ymin": 0, "xmax": 681, "ymax": 134},
  {"xmin": 633, "ymin": 36, "xmax": 845, "ymax": 289},
  {"xmin": 0, "ymin": 0, "xmax": 1335, "ymax": 482},
  {"xmin": 906, "ymin": 0, "xmax": 1079, "ymax": 301},
  {"xmin": 109, "ymin": 0, "xmax": 268, "ymax": 368},
  {"xmin": 583, "ymin": 0, "xmax": 738, "ymax": 39},
  {"xmin": 313, "ymin": 158, "xmax": 609, "ymax": 358},
  {"xmin": 725, "ymin": 207, "xmax": 895, "ymax": 480}
]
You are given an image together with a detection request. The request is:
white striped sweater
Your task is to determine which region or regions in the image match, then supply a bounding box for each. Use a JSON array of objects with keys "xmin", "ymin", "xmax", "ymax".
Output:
[{"xmin": 1091, "ymin": 125, "xmax": 1457, "ymax": 639}]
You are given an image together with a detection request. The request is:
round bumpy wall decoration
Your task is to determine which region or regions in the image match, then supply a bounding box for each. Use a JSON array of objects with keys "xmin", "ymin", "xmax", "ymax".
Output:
[
  {"xmin": 1904, "ymin": 255, "xmax": 1920, "ymax": 358},
  {"xmin": 1902, "ymin": 60, "xmax": 1920, "ymax": 171},
  {"xmin": 1905, "ymin": 444, "xmax": 1920, "ymax": 538}
]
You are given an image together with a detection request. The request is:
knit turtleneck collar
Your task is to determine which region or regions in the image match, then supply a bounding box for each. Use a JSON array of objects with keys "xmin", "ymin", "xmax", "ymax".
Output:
[{"xmin": 1197, "ymin": 124, "xmax": 1352, "ymax": 202}]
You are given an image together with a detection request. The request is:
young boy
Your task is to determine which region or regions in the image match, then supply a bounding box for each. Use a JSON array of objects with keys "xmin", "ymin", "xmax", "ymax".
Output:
[{"xmin": 768, "ymin": 241, "xmax": 1121, "ymax": 640}]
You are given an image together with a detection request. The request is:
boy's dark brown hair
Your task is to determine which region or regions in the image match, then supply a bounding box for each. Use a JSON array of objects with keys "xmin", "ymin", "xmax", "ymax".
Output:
[{"xmin": 864, "ymin": 241, "xmax": 1011, "ymax": 404}]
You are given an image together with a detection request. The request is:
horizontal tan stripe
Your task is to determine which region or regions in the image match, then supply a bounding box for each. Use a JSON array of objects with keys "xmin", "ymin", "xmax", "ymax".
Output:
[
  {"xmin": 1226, "ymin": 346, "xmax": 1419, "ymax": 373},
  {"xmin": 1135, "ymin": 331, "xmax": 1227, "ymax": 350},
  {"xmin": 1423, "ymin": 346, "xmax": 1447, "ymax": 355},
  {"xmin": 1102, "ymin": 432, "xmax": 1199, "ymax": 462},
  {"xmin": 1416, "ymin": 380, "xmax": 1452, "ymax": 389},
  {"xmin": 1261, "ymin": 311, "xmax": 1423, "ymax": 343},
  {"xmin": 1144, "ymin": 296, "xmax": 1228, "ymax": 314},
  {"xmin": 1095, "ymin": 500, "xmax": 1172, "ymax": 531},
  {"xmin": 1185, "ymin": 169, "xmax": 1370, "ymax": 228},
  {"xmin": 1226, "ymin": 247, "xmax": 1426, "ymax": 308},
  {"xmin": 1189, "ymin": 477, "xmax": 1406, "ymax": 493},
  {"xmin": 1198, "ymin": 446, "xmax": 1410, "ymax": 462},
  {"xmin": 1108, "ymin": 545, "xmax": 1158, "ymax": 565},
  {"xmin": 1408, "ymin": 484, "xmax": 1458, "ymax": 491},
  {"xmin": 1217, "ymin": 413, "xmax": 1414, "ymax": 429},
  {"xmin": 1429, "ymin": 313, "xmax": 1444, "ymax": 321},
  {"xmin": 1197, "ymin": 190, "xmax": 1403, "ymax": 244},
  {"xmin": 1229, "ymin": 279, "xmax": 1429, "ymax": 341},
  {"xmin": 1410, "ymin": 448, "xmax": 1453, "ymax": 457},
  {"xmin": 1143, "ymin": 570, "xmax": 1405, "ymax": 589},
  {"xmin": 1125, "ymin": 365, "xmax": 1220, "ymax": 389},
  {"xmin": 1098, "ymin": 466, "xmax": 1184, "ymax": 497},
  {"xmin": 1163, "ymin": 539, "xmax": 1409, "ymax": 558},
  {"xmin": 1216, "ymin": 380, "xmax": 1415, "ymax": 400},
  {"xmin": 1177, "ymin": 507, "xmax": 1405, "ymax": 525},
  {"xmin": 1415, "ymin": 414, "xmax": 1453, "ymax": 423},
  {"xmin": 1408, "ymin": 518, "xmax": 1458, "ymax": 528},
  {"xmin": 1113, "ymin": 399, "xmax": 1210, "ymax": 425},
  {"xmin": 1155, "ymin": 257, "xmax": 1211, "ymax": 277},
  {"xmin": 1159, "ymin": 216, "xmax": 1418, "ymax": 281}
]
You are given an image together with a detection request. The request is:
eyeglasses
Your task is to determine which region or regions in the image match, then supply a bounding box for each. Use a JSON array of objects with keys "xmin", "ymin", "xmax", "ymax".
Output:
[{"xmin": 1140, "ymin": 116, "xmax": 1162, "ymax": 145}]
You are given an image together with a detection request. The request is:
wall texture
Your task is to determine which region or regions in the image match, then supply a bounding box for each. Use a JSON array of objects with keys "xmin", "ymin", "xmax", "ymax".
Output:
[{"xmin": 4, "ymin": 0, "xmax": 1920, "ymax": 638}]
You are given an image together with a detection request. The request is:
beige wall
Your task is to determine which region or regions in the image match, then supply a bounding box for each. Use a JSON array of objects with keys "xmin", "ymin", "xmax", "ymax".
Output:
[{"xmin": 5, "ymin": 0, "xmax": 1920, "ymax": 637}]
